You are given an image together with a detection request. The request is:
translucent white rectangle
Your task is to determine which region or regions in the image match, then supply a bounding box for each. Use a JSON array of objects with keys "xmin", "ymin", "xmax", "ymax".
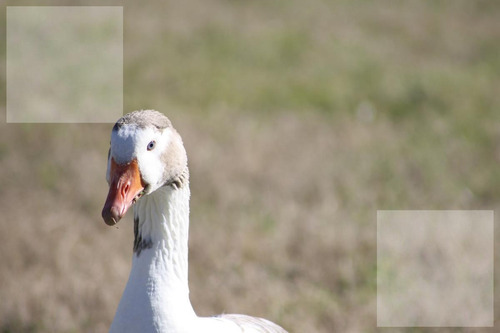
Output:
[
  {"xmin": 7, "ymin": 6, "xmax": 123, "ymax": 123},
  {"xmin": 377, "ymin": 210, "xmax": 493, "ymax": 327}
]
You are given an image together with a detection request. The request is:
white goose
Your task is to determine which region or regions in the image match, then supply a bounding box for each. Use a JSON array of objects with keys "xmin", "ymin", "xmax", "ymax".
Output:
[{"xmin": 102, "ymin": 110, "xmax": 288, "ymax": 333}]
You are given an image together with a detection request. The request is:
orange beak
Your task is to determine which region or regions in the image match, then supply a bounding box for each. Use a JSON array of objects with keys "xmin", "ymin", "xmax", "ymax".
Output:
[{"xmin": 102, "ymin": 158, "xmax": 145, "ymax": 226}]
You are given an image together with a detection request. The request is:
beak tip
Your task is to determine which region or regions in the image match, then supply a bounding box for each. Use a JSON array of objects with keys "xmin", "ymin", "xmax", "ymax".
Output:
[{"xmin": 102, "ymin": 206, "xmax": 121, "ymax": 226}]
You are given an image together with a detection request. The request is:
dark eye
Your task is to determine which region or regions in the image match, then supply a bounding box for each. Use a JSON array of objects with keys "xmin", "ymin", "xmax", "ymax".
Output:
[{"xmin": 147, "ymin": 140, "xmax": 156, "ymax": 151}]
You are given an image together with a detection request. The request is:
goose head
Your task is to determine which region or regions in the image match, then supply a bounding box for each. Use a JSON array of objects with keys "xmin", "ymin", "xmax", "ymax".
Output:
[{"xmin": 102, "ymin": 110, "xmax": 187, "ymax": 226}]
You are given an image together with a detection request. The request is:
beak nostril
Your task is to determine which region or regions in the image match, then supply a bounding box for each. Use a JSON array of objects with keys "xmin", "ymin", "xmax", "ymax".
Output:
[{"xmin": 123, "ymin": 183, "xmax": 130, "ymax": 196}]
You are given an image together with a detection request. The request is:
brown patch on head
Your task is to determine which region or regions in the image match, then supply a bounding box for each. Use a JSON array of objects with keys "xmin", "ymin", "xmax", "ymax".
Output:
[
  {"xmin": 113, "ymin": 110, "xmax": 172, "ymax": 132},
  {"xmin": 162, "ymin": 127, "xmax": 189, "ymax": 188}
]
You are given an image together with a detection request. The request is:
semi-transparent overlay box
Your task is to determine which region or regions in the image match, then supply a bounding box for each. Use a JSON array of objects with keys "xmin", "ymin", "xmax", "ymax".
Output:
[
  {"xmin": 377, "ymin": 210, "xmax": 493, "ymax": 327},
  {"xmin": 6, "ymin": 6, "xmax": 123, "ymax": 123}
]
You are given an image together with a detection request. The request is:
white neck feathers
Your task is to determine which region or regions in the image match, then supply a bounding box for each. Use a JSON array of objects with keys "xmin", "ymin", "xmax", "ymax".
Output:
[
  {"xmin": 109, "ymin": 183, "xmax": 197, "ymax": 333},
  {"xmin": 133, "ymin": 184, "xmax": 191, "ymax": 275}
]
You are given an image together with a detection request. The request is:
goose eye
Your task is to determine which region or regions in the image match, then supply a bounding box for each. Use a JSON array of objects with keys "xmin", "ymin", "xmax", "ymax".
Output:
[{"xmin": 147, "ymin": 140, "xmax": 156, "ymax": 151}]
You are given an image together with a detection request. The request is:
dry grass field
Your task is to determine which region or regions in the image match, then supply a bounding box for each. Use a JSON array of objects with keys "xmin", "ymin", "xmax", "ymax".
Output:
[{"xmin": 1, "ymin": 0, "xmax": 500, "ymax": 332}]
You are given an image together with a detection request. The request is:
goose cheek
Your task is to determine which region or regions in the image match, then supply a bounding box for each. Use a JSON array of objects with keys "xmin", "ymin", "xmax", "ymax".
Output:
[{"xmin": 102, "ymin": 158, "xmax": 145, "ymax": 226}]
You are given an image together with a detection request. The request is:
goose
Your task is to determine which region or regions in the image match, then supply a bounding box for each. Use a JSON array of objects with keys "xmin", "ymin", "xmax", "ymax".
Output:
[{"xmin": 102, "ymin": 110, "xmax": 288, "ymax": 333}]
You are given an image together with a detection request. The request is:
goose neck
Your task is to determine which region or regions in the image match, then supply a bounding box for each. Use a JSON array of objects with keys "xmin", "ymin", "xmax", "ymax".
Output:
[
  {"xmin": 133, "ymin": 184, "xmax": 191, "ymax": 282},
  {"xmin": 125, "ymin": 183, "xmax": 196, "ymax": 331}
]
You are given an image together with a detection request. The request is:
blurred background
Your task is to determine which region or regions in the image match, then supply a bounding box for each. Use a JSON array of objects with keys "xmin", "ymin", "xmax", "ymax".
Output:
[{"xmin": 1, "ymin": 0, "xmax": 500, "ymax": 332}]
